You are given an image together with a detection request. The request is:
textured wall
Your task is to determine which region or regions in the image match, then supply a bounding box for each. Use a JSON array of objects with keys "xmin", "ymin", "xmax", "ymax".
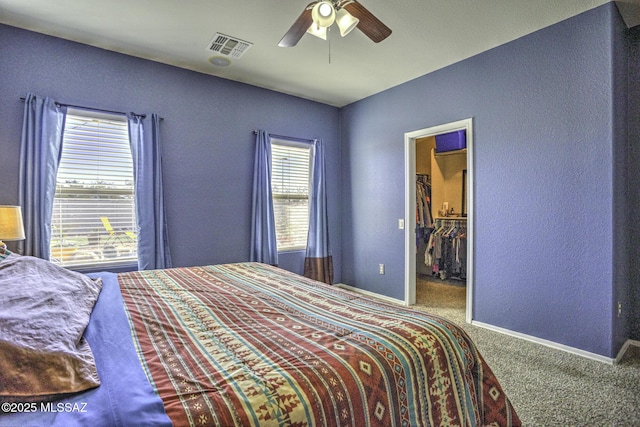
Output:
[
  {"xmin": 0, "ymin": 24, "xmax": 342, "ymax": 280},
  {"xmin": 340, "ymin": 4, "xmax": 626, "ymax": 357}
]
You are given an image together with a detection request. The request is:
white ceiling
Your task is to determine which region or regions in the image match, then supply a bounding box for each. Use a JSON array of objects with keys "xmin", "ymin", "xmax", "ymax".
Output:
[{"xmin": 1, "ymin": 0, "xmax": 639, "ymax": 107}]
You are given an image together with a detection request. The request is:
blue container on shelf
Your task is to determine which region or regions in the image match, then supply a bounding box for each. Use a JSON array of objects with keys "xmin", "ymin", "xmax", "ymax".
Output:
[{"xmin": 435, "ymin": 130, "xmax": 466, "ymax": 153}]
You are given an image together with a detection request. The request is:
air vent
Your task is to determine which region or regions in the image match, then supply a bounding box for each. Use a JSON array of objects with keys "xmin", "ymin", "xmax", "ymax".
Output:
[{"xmin": 207, "ymin": 33, "xmax": 252, "ymax": 59}]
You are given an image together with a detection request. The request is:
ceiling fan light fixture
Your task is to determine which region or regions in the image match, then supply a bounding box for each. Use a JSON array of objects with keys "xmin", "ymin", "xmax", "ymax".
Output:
[
  {"xmin": 278, "ymin": 0, "xmax": 391, "ymax": 48},
  {"xmin": 335, "ymin": 8, "xmax": 359, "ymax": 37},
  {"xmin": 306, "ymin": 23, "xmax": 328, "ymax": 40},
  {"xmin": 311, "ymin": 1, "xmax": 336, "ymax": 28}
]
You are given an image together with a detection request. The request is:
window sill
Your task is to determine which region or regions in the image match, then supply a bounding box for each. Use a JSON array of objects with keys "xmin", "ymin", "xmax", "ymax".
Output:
[{"xmin": 68, "ymin": 263, "xmax": 138, "ymax": 274}]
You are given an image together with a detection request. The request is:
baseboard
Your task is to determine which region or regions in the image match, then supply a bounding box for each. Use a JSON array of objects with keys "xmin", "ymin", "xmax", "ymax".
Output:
[
  {"xmin": 334, "ymin": 283, "xmax": 407, "ymax": 306},
  {"xmin": 471, "ymin": 320, "xmax": 616, "ymax": 364},
  {"xmin": 614, "ymin": 339, "xmax": 640, "ymax": 364}
]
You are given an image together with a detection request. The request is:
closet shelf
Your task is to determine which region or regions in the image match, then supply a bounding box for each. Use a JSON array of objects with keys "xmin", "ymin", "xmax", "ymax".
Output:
[
  {"xmin": 434, "ymin": 216, "xmax": 467, "ymax": 220},
  {"xmin": 434, "ymin": 148, "xmax": 467, "ymax": 157}
]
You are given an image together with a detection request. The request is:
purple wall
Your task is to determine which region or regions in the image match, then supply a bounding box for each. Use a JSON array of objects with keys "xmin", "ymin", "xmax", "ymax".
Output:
[
  {"xmin": 0, "ymin": 24, "xmax": 342, "ymax": 281},
  {"xmin": 340, "ymin": 4, "xmax": 630, "ymax": 357}
]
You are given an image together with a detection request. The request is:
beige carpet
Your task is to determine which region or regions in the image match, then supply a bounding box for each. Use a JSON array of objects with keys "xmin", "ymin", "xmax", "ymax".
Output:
[
  {"xmin": 414, "ymin": 277, "xmax": 640, "ymax": 426},
  {"xmin": 415, "ymin": 276, "xmax": 466, "ymax": 324},
  {"xmin": 416, "ymin": 276, "xmax": 466, "ymax": 309}
]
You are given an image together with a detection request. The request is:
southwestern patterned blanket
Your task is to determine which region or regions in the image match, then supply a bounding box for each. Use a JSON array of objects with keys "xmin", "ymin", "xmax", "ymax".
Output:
[{"xmin": 118, "ymin": 262, "xmax": 520, "ymax": 427}]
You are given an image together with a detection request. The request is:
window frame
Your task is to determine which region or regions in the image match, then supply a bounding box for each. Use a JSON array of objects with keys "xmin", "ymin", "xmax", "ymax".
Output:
[
  {"xmin": 270, "ymin": 137, "xmax": 312, "ymax": 252},
  {"xmin": 50, "ymin": 108, "xmax": 138, "ymax": 270}
]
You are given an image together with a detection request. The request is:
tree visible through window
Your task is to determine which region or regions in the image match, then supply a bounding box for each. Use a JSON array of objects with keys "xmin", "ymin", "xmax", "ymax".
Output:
[
  {"xmin": 270, "ymin": 140, "xmax": 311, "ymax": 251},
  {"xmin": 50, "ymin": 109, "xmax": 137, "ymax": 268}
]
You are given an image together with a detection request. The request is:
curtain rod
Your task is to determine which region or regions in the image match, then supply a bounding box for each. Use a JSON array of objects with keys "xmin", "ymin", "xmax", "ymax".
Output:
[
  {"xmin": 253, "ymin": 130, "xmax": 315, "ymax": 143},
  {"xmin": 19, "ymin": 97, "xmax": 162, "ymax": 120}
]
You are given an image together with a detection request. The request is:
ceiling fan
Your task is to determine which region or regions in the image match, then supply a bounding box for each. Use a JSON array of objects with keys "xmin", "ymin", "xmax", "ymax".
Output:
[{"xmin": 278, "ymin": 0, "xmax": 392, "ymax": 48}]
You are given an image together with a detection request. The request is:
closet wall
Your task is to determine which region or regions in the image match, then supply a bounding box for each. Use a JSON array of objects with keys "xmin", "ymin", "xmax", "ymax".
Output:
[{"xmin": 431, "ymin": 151, "xmax": 466, "ymax": 217}]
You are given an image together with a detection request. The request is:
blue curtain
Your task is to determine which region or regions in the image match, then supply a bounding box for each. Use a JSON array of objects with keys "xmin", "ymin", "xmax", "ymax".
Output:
[
  {"xmin": 128, "ymin": 113, "xmax": 172, "ymax": 270},
  {"xmin": 250, "ymin": 130, "xmax": 278, "ymax": 265},
  {"xmin": 18, "ymin": 94, "xmax": 66, "ymax": 259},
  {"xmin": 304, "ymin": 139, "xmax": 333, "ymax": 284}
]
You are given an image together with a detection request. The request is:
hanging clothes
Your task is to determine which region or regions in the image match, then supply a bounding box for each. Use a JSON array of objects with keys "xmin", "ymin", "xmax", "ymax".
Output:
[
  {"xmin": 425, "ymin": 218, "xmax": 467, "ymax": 281},
  {"xmin": 416, "ymin": 175, "xmax": 433, "ymax": 247}
]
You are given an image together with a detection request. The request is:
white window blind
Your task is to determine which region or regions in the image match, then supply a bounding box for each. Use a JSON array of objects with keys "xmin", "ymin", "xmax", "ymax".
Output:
[
  {"xmin": 271, "ymin": 140, "xmax": 311, "ymax": 251},
  {"xmin": 50, "ymin": 108, "xmax": 137, "ymax": 268}
]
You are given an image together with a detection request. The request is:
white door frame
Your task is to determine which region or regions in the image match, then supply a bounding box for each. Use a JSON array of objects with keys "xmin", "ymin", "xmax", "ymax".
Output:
[{"xmin": 404, "ymin": 118, "xmax": 474, "ymax": 323}]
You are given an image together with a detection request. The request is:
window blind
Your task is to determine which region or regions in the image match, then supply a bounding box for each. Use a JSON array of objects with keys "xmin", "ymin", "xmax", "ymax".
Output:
[
  {"xmin": 51, "ymin": 109, "xmax": 137, "ymax": 268},
  {"xmin": 271, "ymin": 141, "xmax": 311, "ymax": 251}
]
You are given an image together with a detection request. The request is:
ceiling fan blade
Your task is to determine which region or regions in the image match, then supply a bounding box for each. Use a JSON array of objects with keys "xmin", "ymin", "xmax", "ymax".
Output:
[
  {"xmin": 342, "ymin": 0, "xmax": 391, "ymax": 43},
  {"xmin": 278, "ymin": 2, "xmax": 317, "ymax": 47}
]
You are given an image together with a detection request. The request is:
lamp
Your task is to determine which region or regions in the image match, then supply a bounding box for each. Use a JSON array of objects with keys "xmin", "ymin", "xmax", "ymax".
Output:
[
  {"xmin": 311, "ymin": 1, "xmax": 336, "ymax": 29},
  {"xmin": 0, "ymin": 205, "xmax": 25, "ymax": 249},
  {"xmin": 335, "ymin": 8, "xmax": 359, "ymax": 37}
]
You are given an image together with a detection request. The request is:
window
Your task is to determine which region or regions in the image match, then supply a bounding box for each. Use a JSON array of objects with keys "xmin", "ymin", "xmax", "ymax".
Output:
[
  {"xmin": 50, "ymin": 109, "xmax": 137, "ymax": 268},
  {"xmin": 270, "ymin": 139, "xmax": 311, "ymax": 251}
]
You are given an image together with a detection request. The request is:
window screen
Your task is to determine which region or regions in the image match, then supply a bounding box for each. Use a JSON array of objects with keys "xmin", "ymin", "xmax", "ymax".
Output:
[
  {"xmin": 271, "ymin": 140, "xmax": 311, "ymax": 251},
  {"xmin": 50, "ymin": 108, "xmax": 137, "ymax": 268}
]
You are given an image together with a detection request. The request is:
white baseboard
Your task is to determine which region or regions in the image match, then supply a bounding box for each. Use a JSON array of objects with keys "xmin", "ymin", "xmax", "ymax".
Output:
[
  {"xmin": 334, "ymin": 283, "xmax": 637, "ymax": 365},
  {"xmin": 471, "ymin": 320, "xmax": 617, "ymax": 364},
  {"xmin": 334, "ymin": 283, "xmax": 407, "ymax": 306}
]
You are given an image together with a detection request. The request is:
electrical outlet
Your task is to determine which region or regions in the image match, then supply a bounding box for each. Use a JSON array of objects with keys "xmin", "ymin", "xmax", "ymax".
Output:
[
  {"xmin": 618, "ymin": 301, "xmax": 622, "ymax": 318},
  {"xmin": 379, "ymin": 264, "xmax": 385, "ymax": 275},
  {"xmin": 398, "ymin": 219, "xmax": 404, "ymax": 229}
]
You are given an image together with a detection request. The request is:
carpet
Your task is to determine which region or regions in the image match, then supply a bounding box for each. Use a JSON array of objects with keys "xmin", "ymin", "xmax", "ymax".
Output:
[{"xmin": 414, "ymin": 277, "xmax": 640, "ymax": 426}]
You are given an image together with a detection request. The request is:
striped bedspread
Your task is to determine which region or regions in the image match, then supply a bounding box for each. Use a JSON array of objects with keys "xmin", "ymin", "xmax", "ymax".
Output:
[{"xmin": 118, "ymin": 262, "xmax": 519, "ymax": 426}]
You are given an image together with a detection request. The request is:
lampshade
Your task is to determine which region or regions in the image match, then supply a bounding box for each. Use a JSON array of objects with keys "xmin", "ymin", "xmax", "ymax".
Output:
[
  {"xmin": 0, "ymin": 205, "xmax": 26, "ymax": 242},
  {"xmin": 306, "ymin": 23, "xmax": 328, "ymax": 40},
  {"xmin": 336, "ymin": 8, "xmax": 359, "ymax": 37},
  {"xmin": 311, "ymin": 1, "xmax": 335, "ymax": 28}
]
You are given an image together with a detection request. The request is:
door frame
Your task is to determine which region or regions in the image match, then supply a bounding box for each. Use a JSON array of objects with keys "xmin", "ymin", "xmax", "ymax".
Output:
[{"xmin": 404, "ymin": 118, "xmax": 474, "ymax": 323}]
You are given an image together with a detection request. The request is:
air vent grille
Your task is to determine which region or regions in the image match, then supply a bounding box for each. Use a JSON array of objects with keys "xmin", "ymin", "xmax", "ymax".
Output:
[{"xmin": 207, "ymin": 33, "xmax": 252, "ymax": 59}]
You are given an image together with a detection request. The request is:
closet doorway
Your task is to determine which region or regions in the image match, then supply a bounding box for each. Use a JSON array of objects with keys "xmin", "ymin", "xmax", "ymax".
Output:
[{"xmin": 404, "ymin": 118, "xmax": 473, "ymax": 323}]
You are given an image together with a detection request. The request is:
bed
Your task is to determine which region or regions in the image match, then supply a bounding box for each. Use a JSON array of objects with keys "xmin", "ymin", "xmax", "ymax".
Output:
[{"xmin": 0, "ymin": 251, "xmax": 520, "ymax": 426}]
